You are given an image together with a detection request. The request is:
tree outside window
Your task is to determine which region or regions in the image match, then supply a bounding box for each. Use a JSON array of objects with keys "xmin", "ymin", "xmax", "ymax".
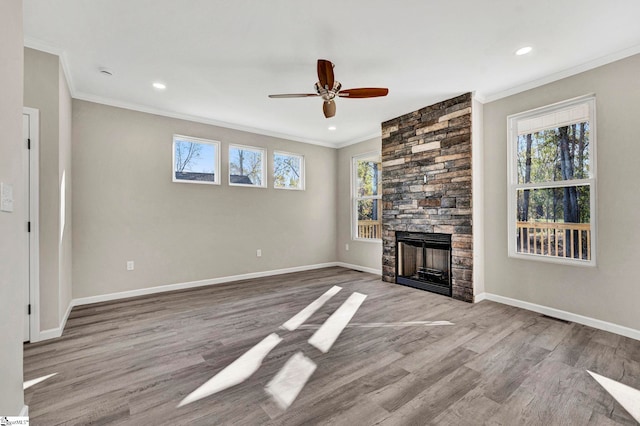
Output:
[
  {"xmin": 172, "ymin": 135, "xmax": 220, "ymax": 185},
  {"xmin": 508, "ymin": 96, "xmax": 596, "ymax": 265},
  {"xmin": 274, "ymin": 152, "xmax": 304, "ymax": 190},
  {"xmin": 353, "ymin": 153, "xmax": 382, "ymax": 240},
  {"xmin": 229, "ymin": 145, "xmax": 266, "ymax": 187}
]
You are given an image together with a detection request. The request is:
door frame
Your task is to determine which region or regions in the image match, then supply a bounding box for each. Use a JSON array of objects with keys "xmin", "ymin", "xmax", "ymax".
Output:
[{"xmin": 24, "ymin": 107, "xmax": 40, "ymax": 342}]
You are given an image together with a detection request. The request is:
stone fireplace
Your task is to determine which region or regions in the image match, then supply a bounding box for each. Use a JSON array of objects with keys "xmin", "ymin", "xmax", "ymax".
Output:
[{"xmin": 381, "ymin": 93, "xmax": 474, "ymax": 302}]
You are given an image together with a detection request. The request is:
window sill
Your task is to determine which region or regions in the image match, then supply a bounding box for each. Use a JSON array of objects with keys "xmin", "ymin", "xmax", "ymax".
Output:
[
  {"xmin": 228, "ymin": 183, "xmax": 267, "ymax": 188},
  {"xmin": 274, "ymin": 186, "xmax": 305, "ymax": 191},
  {"xmin": 508, "ymin": 252, "xmax": 596, "ymax": 267},
  {"xmin": 352, "ymin": 238, "xmax": 383, "ymax": 244},
  {"xmin": 172, "ymin": 179, "xmax": 220, "ymax": 186}
]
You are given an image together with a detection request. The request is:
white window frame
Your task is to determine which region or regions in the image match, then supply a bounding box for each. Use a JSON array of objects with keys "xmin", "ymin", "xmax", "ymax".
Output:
[
  {"xmin": 352, "ymin": 151, "xmax": 382, "ymax": 243},
  {"xmin": 273, "ymin": 150, "xmax": 305, "ymax": 190},
  {"xmin": 228, "ymin": 144, "xmax": 267, "ymax": 188},
  {"xmin": 507, "ymin": 94, "xmax": 597, "ymax": 266},
  {"xmin": 172, "ymin": 135, "xmax": 220, "ymax": 185}
]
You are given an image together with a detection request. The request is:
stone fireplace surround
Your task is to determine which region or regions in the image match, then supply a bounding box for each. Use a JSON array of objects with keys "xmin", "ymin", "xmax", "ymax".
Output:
[{"xmin": 381, "ymin": 93, "xmax": 473, "ymax": 302}]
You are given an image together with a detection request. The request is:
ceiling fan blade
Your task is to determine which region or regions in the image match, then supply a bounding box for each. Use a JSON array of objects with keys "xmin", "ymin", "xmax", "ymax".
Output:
[
  {"xmin": 268, "ymin": 93, "xmax": 319, "ymax": 98},
  {"xmin": 338, "ymin": 88, "xmax": 389, "ymax": 98},
  {"xmin": 317, "ymin": 59, "xmax": 335, "ymax": 90},
  {"xmin": 323, "ymin": 100, "xmax": 336, "ymax": 118}
]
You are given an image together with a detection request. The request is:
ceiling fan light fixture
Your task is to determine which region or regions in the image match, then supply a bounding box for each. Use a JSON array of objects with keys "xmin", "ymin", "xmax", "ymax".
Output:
[
  {"xmin": 323, "ymin": 100, "xmax": 336, "ymax": 118},
  {"xmin": 269, "ymin": 59, "xmax": 388, "ymax": 118}
]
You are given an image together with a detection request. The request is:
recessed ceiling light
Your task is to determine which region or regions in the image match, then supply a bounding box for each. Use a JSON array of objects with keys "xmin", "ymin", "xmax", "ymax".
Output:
[
  {"xmin": 328, "ymin": 126, "xmax": 336, "ymax": 131},
  {"xmin": 153, "ymin": 82, "xmax": 166, "ymax": 90},
  {"xmin": 515, "ymin": 46, "xmax": 533, "ymax": 56}
]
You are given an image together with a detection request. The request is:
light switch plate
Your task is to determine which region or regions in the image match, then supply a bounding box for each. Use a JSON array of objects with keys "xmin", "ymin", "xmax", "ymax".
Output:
[{"xmin": 1, "ymin": 182, "xmax": 14, "ymax": 212}]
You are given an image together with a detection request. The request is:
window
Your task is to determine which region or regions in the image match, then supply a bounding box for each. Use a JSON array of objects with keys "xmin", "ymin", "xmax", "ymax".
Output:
[
  {"xmin": 228, "ymin": 144, "xmax": 266, "ymax": 187},
  {"xmin": 353, "ymin": 153, "xmax": 382, "ymax": 240},
  {"xmin": 274, "ymin": 151, "xmax": 304, "ymax": 190},
  {"xmin": 173, "ymin": 135, "xmax": 220, "ymax": 185},
  {"xmin": 507, "ymin": 95, "xmax": 596, "ymax": 265}
]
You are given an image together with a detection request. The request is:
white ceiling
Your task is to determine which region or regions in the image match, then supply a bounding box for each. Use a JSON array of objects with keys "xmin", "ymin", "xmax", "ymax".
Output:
[{"xmin": 23, "ymin": 0, "xmax": 640, "ymax": 147}]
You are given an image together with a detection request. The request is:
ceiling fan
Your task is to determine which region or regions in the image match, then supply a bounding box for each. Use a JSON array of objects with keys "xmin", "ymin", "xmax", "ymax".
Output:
[{"xmin": 268, "ymin": 59, "xmax": 389, "ymax": 118}]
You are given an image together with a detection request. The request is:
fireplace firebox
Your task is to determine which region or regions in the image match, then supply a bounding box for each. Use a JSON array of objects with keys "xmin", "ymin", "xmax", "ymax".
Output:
[{"xmin": 396, "ymin": 232, "xmax": 452, "ymax": 297}]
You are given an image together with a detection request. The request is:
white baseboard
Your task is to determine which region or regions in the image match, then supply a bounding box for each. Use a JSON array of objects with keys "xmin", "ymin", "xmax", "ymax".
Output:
[
  {"xmin": 19, "ymin": 404, "xmax": 29, "ymax": 417},
  {"xmin": 335, "ymin": 262, "xmax": 382, "ymax": 276},
  {"xmin": 37, "ymin": 327, "xmax": 63, "ymax": 341},
  {"xmin": 33, "ymin": 300, "xmax": 74, "ymax": 342},
  {"xmin": 60, "ymin": 300, "xmax": 73, "ymax": 332},
  {"xmin": 34, "ymin": 262, "xmax": 381, "ymax": 342},
  {"xmin": 474, "ymin": 292, "xmax": 487, "ymax": 303},
  {"xmin": 480, "ymin": 292, "xmax": 640, "ymax": 341},
  {"xmin": 72, "ymin": 262, "xmax": 340, "ymax": 307}
]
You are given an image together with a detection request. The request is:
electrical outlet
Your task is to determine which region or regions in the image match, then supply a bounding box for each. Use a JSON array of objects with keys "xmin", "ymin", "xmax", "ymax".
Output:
[
  {"xmin": 127, "ymin": 261, "xmax": 134, "ymax": 271},
  {"xmin": 256, "ymin": 249, "xmax": 262, "ymax": 257},
  {"xmin": 345, "ymin": 243, "xmax": 349, "ymax": 251}
]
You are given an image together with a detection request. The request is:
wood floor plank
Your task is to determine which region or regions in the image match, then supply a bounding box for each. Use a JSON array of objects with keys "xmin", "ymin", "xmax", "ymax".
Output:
[
  {"xmin": 22, "ymin": 267, "xmax": 640, "ymax": 425},
  {"xmin": 430, "ymin": 387, "xmax": 501, "ymax": 425},
  {"xmin": 367, "ymin": 347, "xmax": 478, "ymax": 413},
  {"xmin": 545, "ymin": 323, "xmax": 595, "ymax": 367},
  {"xmin": 375, "ymin": 366, "xmax": 482, "ymax": 424},
  {"xmin": 465, "ymin": 328, "xmax": 551, "ymax": 404}
]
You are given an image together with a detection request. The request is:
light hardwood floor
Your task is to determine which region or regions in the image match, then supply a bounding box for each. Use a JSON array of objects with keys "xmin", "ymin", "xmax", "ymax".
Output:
[{"xmin": 24, "ymin": 267, "xmax": 640, "ymax": 425}]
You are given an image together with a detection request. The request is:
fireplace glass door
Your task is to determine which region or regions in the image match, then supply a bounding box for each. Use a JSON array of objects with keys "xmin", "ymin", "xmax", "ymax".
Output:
[{"xmin": 396, "ymin": 232, "xmax": 452, "ymax": 296}]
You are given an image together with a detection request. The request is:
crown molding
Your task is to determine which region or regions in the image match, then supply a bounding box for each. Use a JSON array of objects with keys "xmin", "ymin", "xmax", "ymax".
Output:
[
  {"xmin": 25, "ymin": 36, "xmax": 640, "ymax": 147},
  {"xmin": 480, "ymin": 43, "xmax": 640, "ymax": 103},
  {"xmin": 24, "ymin": 37, "xmax": 77, "ymax": 96},
  {"xmin": 72, "ymin": 91, "xmax": 342, "ymax": 148},
  {"xmin": 334, "ymin": 132, "xmax": 382, "ymax": 149},
  {"xmin": 23, "ymin": 37, "xmax": 344, "ymax": 149}
]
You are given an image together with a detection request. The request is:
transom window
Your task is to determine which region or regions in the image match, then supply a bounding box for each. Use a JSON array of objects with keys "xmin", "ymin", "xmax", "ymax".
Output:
[
  {"xmin": 228, "ymin": 144, "xmax": 266, "ymax": 188},
  {"xmin": 172, "ymin": 135, "xmax": 220, "ymax": 185},
  {"xmin": 353, "ymin": 153, "xmax": 382, "ymax": 241},
  {"xmin": 274, "ymin": 151, "xmax": 304, "ymax": 190},
  {"xmin": 507, "ymin": 95, "xmax": 596, "ymax": 265}
]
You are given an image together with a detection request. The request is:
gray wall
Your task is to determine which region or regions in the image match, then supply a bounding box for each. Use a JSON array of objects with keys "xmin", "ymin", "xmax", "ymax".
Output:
[
  {"xmin": 72, "ymin": 100, "xmax": 337, "ymax": 298},
  {"xmin": 336, "ymin": 137, "xmax": 382, "ymax": 272},
  {"xmin": 59, "ymin": 62, "xmax": 73, "ymax": 320},
  {"xmin": 24, "ymin": 47, "xmax": 73, "ymax": 331},
  {"xmin": 472, "ymin": 97, "xmax": 485, "ymax": 297},
  {"xmin": 24, "ymin": 48, "xmax": 59, "ymax": 330},
  {"xmin": 483, "ymin": 53, "xmax": 640, "ymax": 330},
  {"xmin": 0, "ymin": 0, "xmax": 25, "ymax": 414}
]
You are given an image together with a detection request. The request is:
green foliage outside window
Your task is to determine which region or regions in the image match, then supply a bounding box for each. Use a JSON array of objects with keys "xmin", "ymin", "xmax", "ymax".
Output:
[
  {"xmin": 517, "ymin": 123, "xmax": 590, "ymax": 225},
  {"xmin": 354, "ymin": 156, "xmax": 382, "ymax": 239},
  {"xmin": 274, "ymin": 152, "xmax": 303, "ymax": 190},
  {"xmin": 356, "ymin": 160, "xmax": 380, "ymax": 221}
]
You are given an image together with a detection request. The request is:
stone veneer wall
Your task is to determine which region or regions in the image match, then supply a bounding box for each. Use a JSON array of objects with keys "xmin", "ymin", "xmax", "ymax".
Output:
[{"xmin": 381, "ymin": 93, "xmax": 473, "ymax": 302}]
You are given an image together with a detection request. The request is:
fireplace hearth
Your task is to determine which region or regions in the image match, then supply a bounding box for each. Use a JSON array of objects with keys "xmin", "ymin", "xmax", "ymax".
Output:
[{"xmin": 396, "ymin": 232, "xmax": 452, "ymax": 297}]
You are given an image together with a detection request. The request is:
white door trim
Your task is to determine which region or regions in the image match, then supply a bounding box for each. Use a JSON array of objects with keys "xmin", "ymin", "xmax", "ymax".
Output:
[{"xmin": 24, "ymin": 107, "xmax": 40, "ymax": 343}]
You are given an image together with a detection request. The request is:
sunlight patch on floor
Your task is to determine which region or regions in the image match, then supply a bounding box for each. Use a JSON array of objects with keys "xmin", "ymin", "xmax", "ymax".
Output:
[
  {"xmin": 24, "ymin": 372, "xmax": 57, "ymax": 390},
  {"xmin": 179, "ymin": 286, "xmax": 455, "ymax": 412},
  {"xmin": 588, "ymin": 370, "xmax": 640, "ymax": 422}
]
